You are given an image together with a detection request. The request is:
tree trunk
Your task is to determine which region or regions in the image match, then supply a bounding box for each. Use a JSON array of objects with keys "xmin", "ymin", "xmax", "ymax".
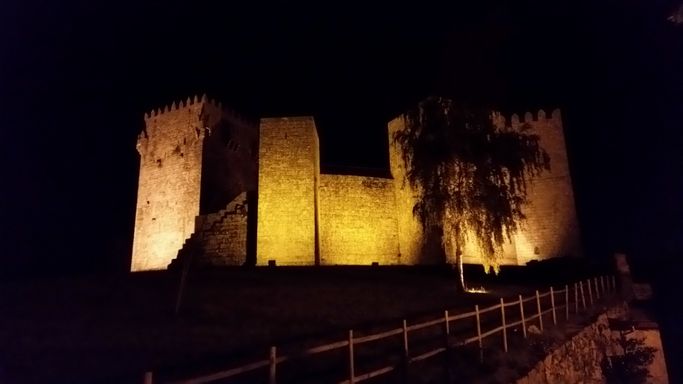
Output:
[
  {"xmin": 450, "ymin": 235, "xmax": 466, "ymax": 292},
  {"xmin": 456, "ymin": 249, "xmax": 465, "ymax": 292}
]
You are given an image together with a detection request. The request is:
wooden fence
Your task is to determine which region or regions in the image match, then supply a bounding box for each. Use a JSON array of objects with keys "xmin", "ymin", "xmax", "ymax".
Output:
[{"xmin": 144, "ymin": 275, "xmax": 616, "ymax": 384}]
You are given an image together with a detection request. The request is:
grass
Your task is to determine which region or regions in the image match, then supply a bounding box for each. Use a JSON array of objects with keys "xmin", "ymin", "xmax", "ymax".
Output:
[{"xmin": 0, "ymin": 265, "xmax": 593, "ymax": 384}]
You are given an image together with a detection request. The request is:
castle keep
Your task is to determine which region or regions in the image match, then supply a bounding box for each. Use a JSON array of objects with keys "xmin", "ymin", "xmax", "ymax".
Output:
[{"xmin": 131, "ymin": 95, "xmax": 581, "ymax": 271}]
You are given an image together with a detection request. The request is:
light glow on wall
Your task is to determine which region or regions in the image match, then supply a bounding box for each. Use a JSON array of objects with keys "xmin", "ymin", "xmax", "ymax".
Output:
[
  {"xmin": 318, "ymin": 175, "xmax": 399, "ymax": 265},
  {"xmin": 256, "ymin": 117, "xmax": 318, "ymax": 265}
]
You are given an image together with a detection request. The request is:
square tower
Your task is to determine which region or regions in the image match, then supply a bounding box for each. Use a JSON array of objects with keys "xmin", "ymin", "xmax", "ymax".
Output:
[
  {"xmin": 256, "ymin": 117, "xmax": 320, "ymax": 265},
  {"xmin": 131, "ymin": 95, "xmax": 257, "ymax": 271}
]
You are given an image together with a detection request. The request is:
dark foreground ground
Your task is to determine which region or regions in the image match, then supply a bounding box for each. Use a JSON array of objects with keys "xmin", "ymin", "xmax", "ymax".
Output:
[
  {"xmin": 631, "ymin": 254, "xmax": 683, "ymax": 384},
  {"xmin": 0, "ymin": 262, "xmax": 603, "ymax": 384}
]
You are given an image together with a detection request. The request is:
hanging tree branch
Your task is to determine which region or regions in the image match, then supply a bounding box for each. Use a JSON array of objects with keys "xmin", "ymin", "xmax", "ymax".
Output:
[{"xmin": 393, "ymin": 97, "xmax": 550, "ymax": 276}]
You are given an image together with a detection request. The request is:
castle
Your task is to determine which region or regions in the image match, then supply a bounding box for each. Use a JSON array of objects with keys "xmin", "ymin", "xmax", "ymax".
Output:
[{"xmin": 131, "ymin": 95, "xmax": 581, "ymax": 271}]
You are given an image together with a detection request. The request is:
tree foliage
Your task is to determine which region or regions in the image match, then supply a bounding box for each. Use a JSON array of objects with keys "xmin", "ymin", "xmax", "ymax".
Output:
[
  {"xmin": 393, "ymin": 96, "xmax": 550, "ymax": 273},
  {"xmin": 602, "ymin": 336, "xmax": 657, "ymax": 383}
]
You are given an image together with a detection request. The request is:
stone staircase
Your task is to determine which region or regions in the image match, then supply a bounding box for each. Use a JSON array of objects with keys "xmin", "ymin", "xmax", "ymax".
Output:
[{"xmin": 168, "ymin": 192, "xmax": 249, "ymax": 271}]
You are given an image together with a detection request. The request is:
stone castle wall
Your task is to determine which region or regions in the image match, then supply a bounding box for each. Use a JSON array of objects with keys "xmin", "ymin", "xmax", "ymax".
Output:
[
  {"xmin": 200, "ymin": 112, "xmax": 258, "ymax": 215},
  {"xmin": 256, "ymin": 117, "xmax": 319, "ymax": 265},
  {"xmin": 132, "ymin": 96, "xmax": 222, "ymax": 271},
  {"xmin": 510, "ymin": 110, "xmax": 582, "ymax": 263},
  {"xmin": 133, "ymin": 96, "xmax": 581, "ymax": 271},
  {"xmin": 387, "ymin": 116, "xmax": 425, "ymax": 265},
  {"xmin": 132, "ymin": 96, "xmax": 256, "ymax": 271},
  {"xmin": 193, "ymin": 192, "xmax": 249, "ymax": 266},
  {"xmin": 318, "ymin": 174, "xmax": 400, "ymax": 265}
]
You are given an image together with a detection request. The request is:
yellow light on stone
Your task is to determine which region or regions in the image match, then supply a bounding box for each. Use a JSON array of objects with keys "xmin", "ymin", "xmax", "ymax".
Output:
[
  {"xmin": 131, "ymin": 98, "xmax": 582, "ymax": 272},
  {"xmin": 318, "ymin": 174, "xmax": 400, "ymax": 265}
]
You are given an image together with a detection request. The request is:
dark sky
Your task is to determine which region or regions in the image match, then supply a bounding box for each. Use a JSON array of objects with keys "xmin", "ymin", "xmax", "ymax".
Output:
[{"xmin": 1, "ymin": 0, "xmax": 681, "ymax": 274}]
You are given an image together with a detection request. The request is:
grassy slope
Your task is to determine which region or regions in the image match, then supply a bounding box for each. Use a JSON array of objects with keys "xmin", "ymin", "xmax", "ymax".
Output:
[{"xmin": 0, "ymin": 266, "xmax": 580, "ymax": 384}]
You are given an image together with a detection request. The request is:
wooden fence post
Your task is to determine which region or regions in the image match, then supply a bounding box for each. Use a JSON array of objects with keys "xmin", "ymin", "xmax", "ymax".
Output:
[
  {"xmin": 579, "ymin": 281, "xmax": 586, "ymax": 310},
  {"xmin": 601, "ymin": 276, "xmax": 606, "ymax": 296},
  {"xmin": 443, "ymin": 310, "xmax": 452, "ymax": 383},
  {"xmin": 587, "ymin": 279, "xmax": 594, "ymax": 306},
  {"xmin": 609, "ymin": 275, "xmax": 613, "ymax": 293},
  {"xmin": 607, "ymin": 275, "xmax": 612, "ymax": 293},
  {"xmin": 574, "ymin": 283, "xmax": 579, "ymax": 314},
  {"xmin": 536, "ymin": 290, "xmax": 543, "ymax": 331},
  {"xmin": 402, "ymin": 319, "xmax": 410, "ymax": 380},
  {"xmin": 269, "ymin": 346, "xmax": 277, "ymax": 384},
  {"xmin": 475, "ymin": 305, "xmax": 483, "ymax": 362},
  {"xmin": 403, "ymin": 319, "xmax": 409, "ymax": 358},
  {"xmin": 564, "ymin": 284, "xmax": 569, "ymax": 320},
  {"xmin": 550, "ymin": 287, "xmax": 557, "ymax": 325},
  {"xmin": 594, "ymin": 278, "xmax": 600, "ymax": 299},
  {"xmin": 143, "ymin": 371, "xmax": 152, "ymax": 384},
  {"xmin": 348, "ymin": 330, "xmax": 355, "ymax": 384},
  {"xmin": 500, "ymin": 298, "xmax": 508, "ymax": 352},
  {"xmin": 612, "ymin": 275, "xmax": 616, "ymax": 293},
  {"xmin": 519, "ymin": 294, "xmax": 527, "ymax": 338}
]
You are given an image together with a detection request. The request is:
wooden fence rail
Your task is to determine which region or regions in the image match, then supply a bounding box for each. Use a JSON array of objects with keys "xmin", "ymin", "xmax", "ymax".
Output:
[{"xmin": 152, "ymin": 275, "xmax": 616, "ymax": 384}]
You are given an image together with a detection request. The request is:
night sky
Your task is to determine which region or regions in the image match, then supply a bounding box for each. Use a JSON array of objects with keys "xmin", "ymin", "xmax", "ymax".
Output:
[{"xmin": 1, "ymin": 0, "xmax": 681, "ymax": 275}]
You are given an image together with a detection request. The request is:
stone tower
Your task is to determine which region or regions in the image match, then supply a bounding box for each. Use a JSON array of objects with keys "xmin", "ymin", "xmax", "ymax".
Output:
[
  {"xmin": 387, "ymin": 116, "xmax": 426, "ymax": 265},
  {"xmin": 256, "ymin": 117, "xmax": 320, "ymax": 265},
  {"xmin": 510, "ymin": 110, "xmax": 582, "ymax": 263},
  {"xmin": 131, "ymin": 95, "xmax": 257, "ymax": 271}
]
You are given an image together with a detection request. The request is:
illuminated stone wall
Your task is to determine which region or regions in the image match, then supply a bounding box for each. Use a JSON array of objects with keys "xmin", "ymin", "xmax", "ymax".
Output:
[
  {"xmin": 132, "ymin": 96, "xmax": 222, "ymax": 271},
  {"xmin": 510, "ymin": 110, "xmax": 582, "ymax": 263},
  {"xmin": 132, "ymin": 96, "xmax": 257, "ymax": 271},
  {"xmin": 388, "ymin": 116, "xmax": 426, "ymax": 265},
  {"xmin": 200, "ymin": 112, "xmax": 258, "ymax": 214},
  {"xmin": 318, "ymin": 174, "xmax": 400, "ymax": 265},
  {"xmin": 256, "ymin": 117, "xmax": 319, "ymax": 265},
  {"xmin": 133, "ymin": 95, "xmax": 579, "ymax": 270},
  {"xmin": 193, "ymin": 192, "xmax": 249, "ymax": 266}
]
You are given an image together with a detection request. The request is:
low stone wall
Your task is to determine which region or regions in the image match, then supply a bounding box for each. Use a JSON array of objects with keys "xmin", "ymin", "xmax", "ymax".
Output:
[
  {"xmin": 195, "ymin": 192, "xmax": 249, "ymax": 266},
  {"xmin": 515, "ymin": 314, "xmax": 612, "ymax": 384}
]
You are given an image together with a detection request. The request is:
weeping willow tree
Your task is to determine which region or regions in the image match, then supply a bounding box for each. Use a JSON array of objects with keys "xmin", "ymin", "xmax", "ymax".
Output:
[{"xmin": 393, "ymin": 97, "xmax": 550, "ymax": 290}]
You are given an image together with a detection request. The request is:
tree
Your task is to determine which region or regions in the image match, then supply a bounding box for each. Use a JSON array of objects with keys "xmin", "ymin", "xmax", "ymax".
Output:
[
  {"xmin": 393, "ymin": 97, "xmax": 550, "ymax": 291},
  {"xmin": 602, "ymin": 335, "xmax": 657, "ymax": 383}
]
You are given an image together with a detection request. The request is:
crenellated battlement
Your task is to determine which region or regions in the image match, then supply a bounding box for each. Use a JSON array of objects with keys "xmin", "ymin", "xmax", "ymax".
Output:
[
  {"xmin": 143, "ymin": 94, "xmax": 222, "ymax": 120},
  {"xmin": 494, "ymin": 108, "xmax": 562, "ymax": 128},
  {"xmin": 143, "ymin": 94, "xmax": 256, "ymax": 132},
  {"xmin": 137, "ymin": 94, "xmax": 226, "ymax": 156}
]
